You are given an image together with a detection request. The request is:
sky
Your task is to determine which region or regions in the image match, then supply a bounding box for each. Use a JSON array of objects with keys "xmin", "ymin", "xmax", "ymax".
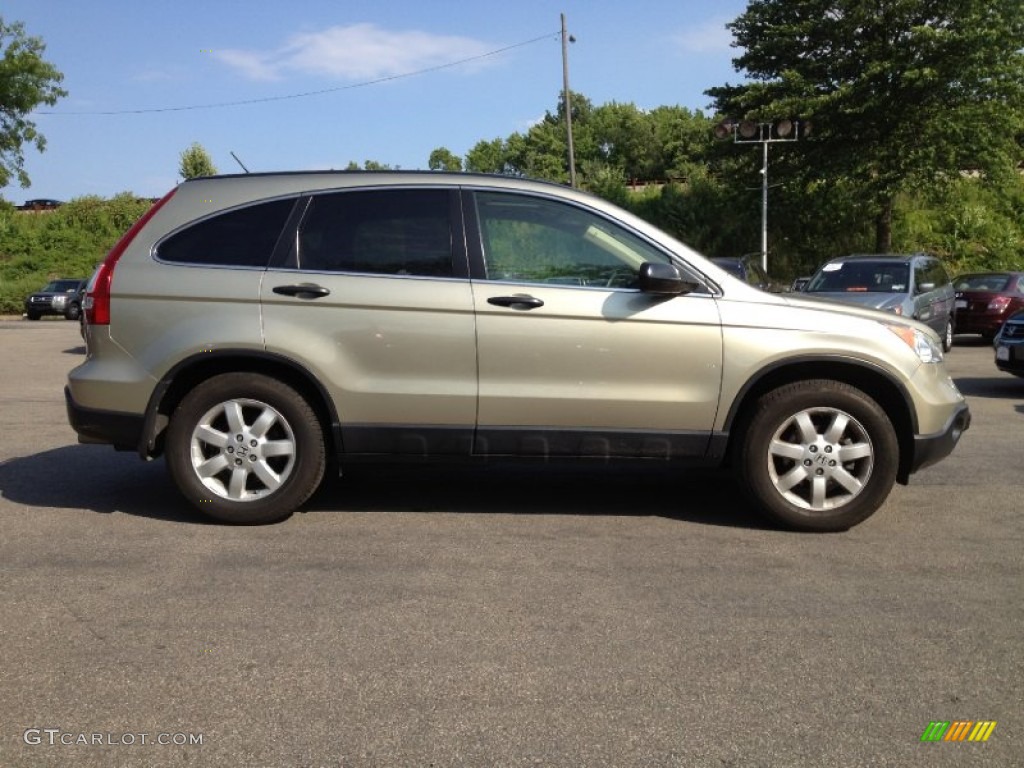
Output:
[{"xmin": 2, "ymin": 0, "xmax": 751, "ymax": 204}]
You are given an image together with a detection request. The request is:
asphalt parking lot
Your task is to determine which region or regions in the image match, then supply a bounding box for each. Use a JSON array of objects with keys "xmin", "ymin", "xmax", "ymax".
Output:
[{"xmin": 0, "ymin": 319, "xmax": 1021, "ymax": 767}]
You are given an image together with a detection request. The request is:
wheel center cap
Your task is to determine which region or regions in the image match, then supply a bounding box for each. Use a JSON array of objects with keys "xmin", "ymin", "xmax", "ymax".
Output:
[{"xmin": 804, "ymin": 440, "xmax": 838, "ymax": 476}]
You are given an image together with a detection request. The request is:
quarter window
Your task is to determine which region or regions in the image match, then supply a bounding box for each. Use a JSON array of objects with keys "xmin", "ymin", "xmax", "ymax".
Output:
[
  {"xmin": 157, "ymin": 198, "xmax": 295, "ymax": 267},
  {"xmin": 474, "ymin": 191, "xmax": 673, "ymax": 288},
  {"xmin": 293, "ymin": 189, "xmax": 453, "ymax": 277}
]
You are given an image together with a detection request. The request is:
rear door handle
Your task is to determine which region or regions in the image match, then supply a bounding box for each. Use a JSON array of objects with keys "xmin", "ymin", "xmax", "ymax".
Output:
[
  {"xmin": 487, "ymin": 295, "xmax": 544, "ymax": 310},
  {"xmin": 272, "ymin": 284, "xmax": 331, "ymax": 299}
]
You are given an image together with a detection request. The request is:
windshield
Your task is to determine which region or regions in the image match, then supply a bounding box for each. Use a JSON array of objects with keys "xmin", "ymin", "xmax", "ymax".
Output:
[
  {"xmin": 42, "ymin": 279, "xmax": 81, "ymax": 293},
  {"xmin": 807, "ymin": 262, "xmax": 909, "ymax": 294}
]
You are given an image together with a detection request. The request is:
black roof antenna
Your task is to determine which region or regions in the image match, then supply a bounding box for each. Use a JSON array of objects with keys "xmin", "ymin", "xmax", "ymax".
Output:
[{"xmin": 230, "ymin": 151, "xmax": 250, "ymax": 173}]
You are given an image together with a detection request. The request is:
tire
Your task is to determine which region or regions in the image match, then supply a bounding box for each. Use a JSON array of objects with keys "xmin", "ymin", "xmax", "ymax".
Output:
[
  {"xmin": 165, "ymin": 373, "xmax": 326, "ymax": 524},
  {"xmin": 735, "ymin": 380, "xmax": 898, "ymax": 532},
  {"xmin": 941, "ymin": 319, "xmax": 953, "ymax": 353},
  {"xmin": 65, "ymin": 302, "xmax": 81, "ymax": 321},
  {"xmin": 26, "ymin": 312, "xmax": 40, "ymax": 321}
]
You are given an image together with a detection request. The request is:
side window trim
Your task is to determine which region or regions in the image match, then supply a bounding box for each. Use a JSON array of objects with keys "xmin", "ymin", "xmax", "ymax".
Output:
[{"xmin": 268, "ymin": 195, "xmax": 312, "ymax": 270}]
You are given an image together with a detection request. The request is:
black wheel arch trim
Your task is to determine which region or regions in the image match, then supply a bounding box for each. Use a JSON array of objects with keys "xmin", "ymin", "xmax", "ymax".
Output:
[{"xmin": 139, "ymin": 349, "xmax": 344, "ymax": 462}]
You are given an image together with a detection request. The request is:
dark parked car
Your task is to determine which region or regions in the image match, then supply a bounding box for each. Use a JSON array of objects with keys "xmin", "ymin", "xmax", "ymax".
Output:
[
  {"xmin": 994, "ymin": 311, "xmax": 1024, "ymax": 377},
  {"xmin": 24, "ymin": 278, "xmax": 87, "ymax": 321},
  {"xmin": 803, "ymin": 254, "xmax": 955, "ymax": 351},
  {"xmin": 953, "ymin": 272, "xmax": 1024, "ymax": 340},
  {"xmin": 710, "ymin": 256, "xmax": 770, "ymax": 290}
]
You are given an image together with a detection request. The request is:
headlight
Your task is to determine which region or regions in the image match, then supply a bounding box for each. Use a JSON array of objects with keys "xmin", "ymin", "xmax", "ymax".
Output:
[
  {"xmin": 883, "ymin": 322, "xmax": 943, "ymax": 363},
  {"xmin": 52, "ymin": 295, "xmax": 67, "ymax": 308}
]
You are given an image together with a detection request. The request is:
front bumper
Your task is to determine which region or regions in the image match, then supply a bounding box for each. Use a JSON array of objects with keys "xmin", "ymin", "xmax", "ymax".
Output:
[
  {"xmin": 907, "ymin": 402, "xmax": 971, "ymax": 477},
  {"xmin": 995, "ymin": 340, "xmax": 1024, "ymax": 377},
  {"xmin": 25, "ymin": 299, "xmax": 59, "ymax": 315}
]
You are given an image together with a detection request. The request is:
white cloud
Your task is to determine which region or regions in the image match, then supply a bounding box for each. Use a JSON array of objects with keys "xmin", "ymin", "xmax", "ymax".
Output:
[
  {"xmin": 214, "ymin": 49, "xmax": 281, "ymax": 81},
  {"xmin": 215, "ymin": 23, "xmax": 494, "ymax": 82},
  {"xmin": 672, "ymin": 17, "xmax": 734, "ymax": 55}
]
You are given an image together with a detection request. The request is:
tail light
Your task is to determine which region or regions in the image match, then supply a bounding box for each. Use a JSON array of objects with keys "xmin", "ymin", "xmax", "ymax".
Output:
[
  {"xmin": 988, "ymin": 296, "xmax": 1011, "ymax": 313},
  {"xmin": 85, "ymin": 189, "xmax": 176, "ymax": 326}
]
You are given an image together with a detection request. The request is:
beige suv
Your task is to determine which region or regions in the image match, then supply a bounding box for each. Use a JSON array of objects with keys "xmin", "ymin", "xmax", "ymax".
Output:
[{"xmin": 66, "ymin": 172, "xmax": 970, "ymax": 531}]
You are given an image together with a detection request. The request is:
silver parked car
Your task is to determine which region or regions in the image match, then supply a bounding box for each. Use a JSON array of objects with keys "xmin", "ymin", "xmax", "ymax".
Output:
[
  {"xmin": 803, "ymin": 253, "xmax": 956, "ymax": 352},
  {"xmin": 66, "ymin": 172, "xmax": 970, "ymax": 531}
]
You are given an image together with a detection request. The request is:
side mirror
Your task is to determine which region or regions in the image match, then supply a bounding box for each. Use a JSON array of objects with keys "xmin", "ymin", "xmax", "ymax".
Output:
[
  {"xmin": 637, "ymin": 262, "xmax": 698, "ymax": 295},
  {"xmin": 916, "ymin": 282, "xmax": 935, "ymax": 294}
]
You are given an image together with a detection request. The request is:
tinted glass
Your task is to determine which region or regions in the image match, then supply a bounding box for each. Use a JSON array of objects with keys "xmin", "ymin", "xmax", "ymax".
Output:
[
  {"xmin": 294, "ymin": 189, "xmax": 452, "ymax": 277},
  {"xmin": 807, "ymin": 262, "xmax": 910, "ymax": 293},
  {"xmin": 158, "ymin": 198, "xmax": 294, "ymax": 267},
  {"xmin": 475, "ymin": 191, "xmax": 672, "ymax": 287}
]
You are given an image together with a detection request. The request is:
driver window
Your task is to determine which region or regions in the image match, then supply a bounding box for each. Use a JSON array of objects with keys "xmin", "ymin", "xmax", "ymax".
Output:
[{"xmin": 474, "ymin": 191, "xmax": 672, "ymax": 288}]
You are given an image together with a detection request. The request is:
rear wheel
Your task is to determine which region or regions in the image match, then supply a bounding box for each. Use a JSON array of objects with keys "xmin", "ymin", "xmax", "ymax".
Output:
[
  {"xmin": 735, "ymin": 380, "xmax": 898, "ymax": 532},
  {"xmin": 166, "ymin": 373, "xmax": 326, "ymax": 524}
]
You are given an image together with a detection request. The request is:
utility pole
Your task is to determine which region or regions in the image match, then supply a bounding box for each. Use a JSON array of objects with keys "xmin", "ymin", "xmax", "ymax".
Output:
[
  {"xmin": 761, "ymin": 141, "xmax": 768, "ymax": 274},
  {"xmin": 561, "ymin": 13, "xmax": 577, "ymax": 188}
]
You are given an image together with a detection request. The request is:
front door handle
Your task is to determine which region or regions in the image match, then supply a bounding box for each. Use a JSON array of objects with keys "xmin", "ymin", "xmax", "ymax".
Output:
[
  {"xmin": 487, "ymin": 295, "xmax": 544, "ymax": 310},
  {"xmin": 273, "ymin": 283, "xmax": 331, "ymax": 299}
]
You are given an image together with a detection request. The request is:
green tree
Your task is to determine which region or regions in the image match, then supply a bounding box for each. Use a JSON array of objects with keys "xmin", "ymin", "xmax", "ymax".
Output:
[
  {"xmin": 465, "ymin": 138, "xmax": 508, "ymax": 174},
  {"xmin": 178, "ymin": 142, "xmax": 217, "ymax": 179},
  {"xmin": 0, "ymin": 17, "xmax": 67, "ymax": 188},
  {"xmin": 588, "ymin": 102, "xmax": 657, "ymax": 181},
  {"xmin": 493, "ymin": 91, "xmax": 596, "ymax": 183},
  {"xmin": 707, "ymin": 0, "xmax": 1024, "ymax": 252},
  {"xmin": 345, "ymin": 160, "xmax": 396, "ymax": 171},
  {"xmin": 428, "ymin": 147, "xmax": 462, "ymax": 171}
]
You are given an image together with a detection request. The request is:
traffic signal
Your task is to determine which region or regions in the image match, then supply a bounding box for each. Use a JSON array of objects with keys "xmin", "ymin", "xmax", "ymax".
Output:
[{"xmin": 714, "ymin": 118, "xmax": 812, "ymax": 143}]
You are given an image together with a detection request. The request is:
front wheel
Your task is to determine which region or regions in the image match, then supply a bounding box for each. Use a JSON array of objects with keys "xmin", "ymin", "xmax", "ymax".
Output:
[
  {"xmin": 165, "ymin": 373, "xmax": 326, "ymax": 524},
  {"xmin": 65, "ymin": 302, "xmax": 81, "ymax": 321},
  {"xmin": 735, "ymin": 380, "xmax": 898, "ymax": 532},
  {"xmin": 942, "ymin": 319, "xmax": 953, "ymax": 353}
]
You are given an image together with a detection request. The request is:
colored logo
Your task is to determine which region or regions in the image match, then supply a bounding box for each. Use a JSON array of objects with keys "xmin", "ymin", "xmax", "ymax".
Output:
[{"xmin": 921, "ymin": 721, "xmax": 997, "ymax": 742}]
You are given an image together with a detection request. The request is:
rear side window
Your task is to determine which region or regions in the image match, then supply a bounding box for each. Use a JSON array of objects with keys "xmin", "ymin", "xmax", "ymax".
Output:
[
  {"xmin": 157, "ymin": 198, "xmax": 295, "ymax": 267},
  {"xmin": 291, "ymin": 189, "xmax": 453, "ymax": 277}
]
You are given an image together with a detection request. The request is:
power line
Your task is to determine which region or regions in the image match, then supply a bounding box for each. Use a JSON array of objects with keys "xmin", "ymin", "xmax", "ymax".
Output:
[{"xmin": 39, "ymin": 31, "xmax": 558, "ymax": 116}]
